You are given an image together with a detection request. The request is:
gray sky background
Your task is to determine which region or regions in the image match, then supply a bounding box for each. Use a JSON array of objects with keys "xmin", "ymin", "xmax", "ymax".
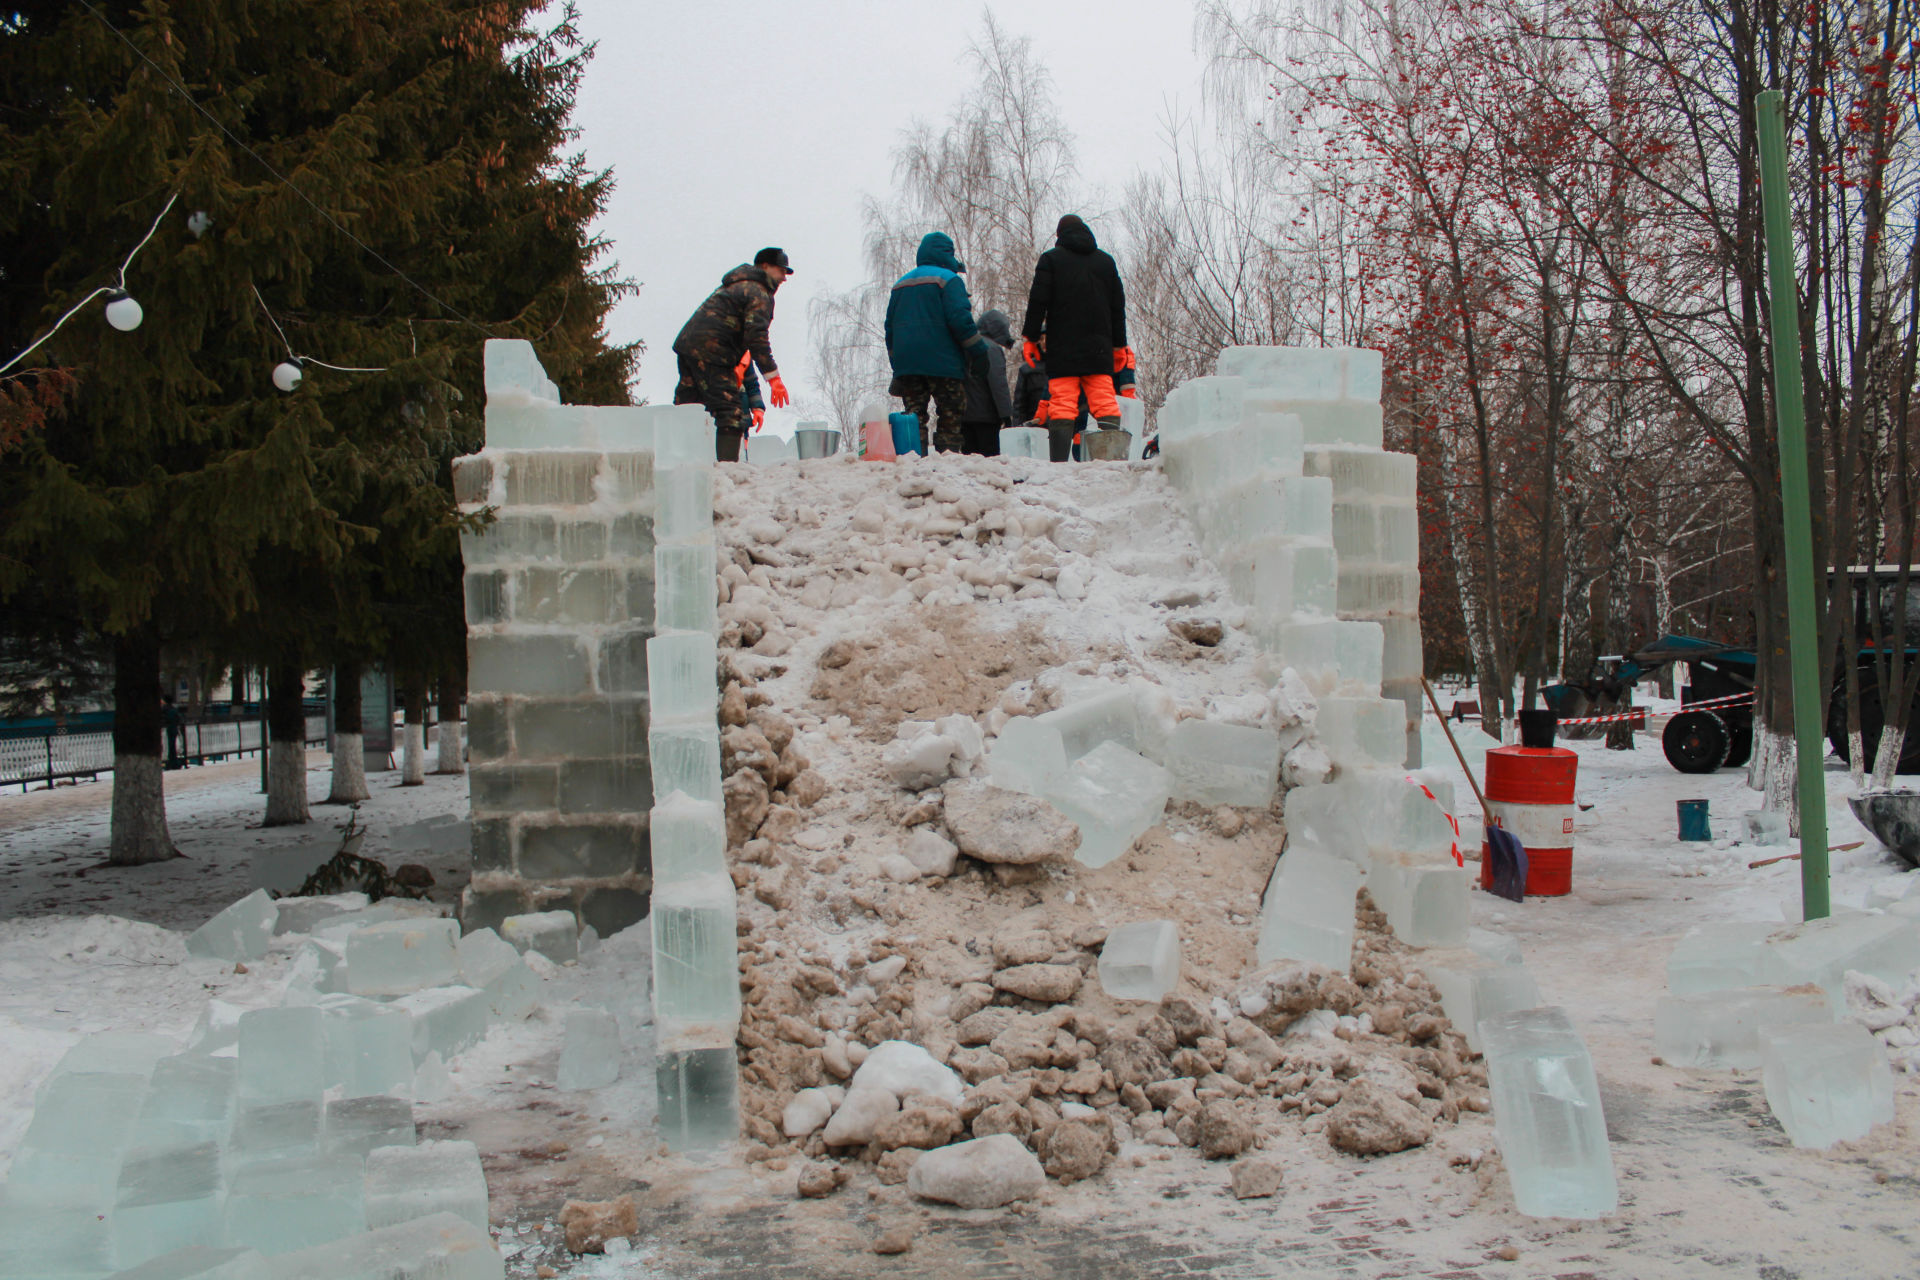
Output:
[{"xmin": 568, "ymin": 0, "xmax": 1215, "ymax": 420}]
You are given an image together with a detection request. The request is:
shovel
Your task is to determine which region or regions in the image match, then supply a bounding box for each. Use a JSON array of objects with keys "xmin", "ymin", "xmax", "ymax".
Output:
[{"xmin": 1422, "ymin": 677, "xmax": 1527, "ymax": 902}]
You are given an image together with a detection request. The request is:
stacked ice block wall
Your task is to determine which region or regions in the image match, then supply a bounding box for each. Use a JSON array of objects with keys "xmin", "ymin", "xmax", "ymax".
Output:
[
  {"xmin": 646, "ymin": 415, "xmax": 740, "ymax": 1151},
  {"xmin": 454, "ymin": 340, "xmax": 664, "ymax": 937}
]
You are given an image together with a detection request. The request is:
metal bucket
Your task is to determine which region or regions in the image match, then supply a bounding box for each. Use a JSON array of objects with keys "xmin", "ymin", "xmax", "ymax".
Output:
[
  {"xmin": 794, "ymin": 427, "xmax": 840, "ymax": 459},
  {"xmin": 1083, "ymin": 428, "xmax": 1132, "ymax": 461}
]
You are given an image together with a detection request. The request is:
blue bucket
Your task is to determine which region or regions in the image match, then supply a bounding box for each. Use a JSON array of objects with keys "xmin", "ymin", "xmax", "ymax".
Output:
[
  {"xmin": 889, "ymin": 412, "xmax": 922, "ymax": 457},
  {"xmin": 1677, "ymin": 798, "xmax": 1711, "ymax": 842}
]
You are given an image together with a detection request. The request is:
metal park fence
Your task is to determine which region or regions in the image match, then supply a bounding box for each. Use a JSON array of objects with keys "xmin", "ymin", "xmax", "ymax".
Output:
[{"xmin": 1, "ymin": 713, "xmax": 328, "ymax": 791}]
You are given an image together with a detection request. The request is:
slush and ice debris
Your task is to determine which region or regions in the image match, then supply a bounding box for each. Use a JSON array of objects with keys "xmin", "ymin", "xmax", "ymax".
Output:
[
  {"xmin": 1760, "ymin": 1021, "xmax": 1895, "ymax": 1149},
  {"xmin": 499, "ymin": 911, "xmax": 579, "ymax": 964},
  {"xmin": 1479, "ymin": 1006, "xmax": 1617, "ymax": 1219},
  {"xmin": 1050, "ymin": 742, "xmax": 1171, "ymax": 870},
  {"xmin": 363, "ymin": 1141, "xmax": 489, "ymax": 1233},
  {"xmin": 343, "ymin": 920, "xmax": 461, "ymax": 997},
  {"xmin": 186, "ymin": 890, "xmax": 277, "ymax": 963},
  {"xmin": 1164, "ymin": 719, "xmax": 1280, "ymax": 808},
  {"xmin": 1257, "ymin": 849, "xmax": 1360, "ymax": 971},
  {"xmin": 1097, "ymin": 921, "xmax": 1182, "ymax": 1002},
  {"xmin": 557, "ymin": 1009, "xmax": 623, "ymax": 1090},
  {"xmin": 1652, "ymin": 986, "xmax": 1832, "ymax": 1069}
]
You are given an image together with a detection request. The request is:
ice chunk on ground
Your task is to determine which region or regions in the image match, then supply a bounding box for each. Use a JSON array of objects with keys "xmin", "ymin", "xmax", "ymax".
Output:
[
  {"xmin": 237, "ymin": 1006, "xmax": 325, "ymax": 1105},
  {"xmin": 274, "ymin": 893, "xmax": 371, "ymax": 936},
  {"xmin": 849, "ymin": 1040, "xmax": 965, "ymax": 1104},
  {"xmin": 1760, "ymin": 1021, "xmax": 1895, "ymax": 1149},
  {"xmin": 322, "ymin": 1094, "xmax": 415, "ymax": 1159},
  {"xmin": 1420, "ymin": 953, "xmax": 1542, "ymax": 1053},
  {"xmin": 390, "ymin": 987, "xmax": 490, "ymax": 1063},
  {"xmin": 1257, "ymin": 849, "xmax": 1360, "ymax": 972},
  {"xmin": 1652, "ymin": 985, "xmax": 1831, "ymax": 1069},
  {"xmin": 984, "ymin": 716, "xmax": 1068, "ymax": 796},
  {"xmin": 1665, "ymin": 921, "xmax": 1778, "ymax": 995},
  {"xmin": 1048, "ymin": 741, "xmax": 1170, "ymax": 869},
  {"xmin": 344, "ymin": 919, "xmax": 461, "ymax": 997},
  {"xmin": 265, "ymin": 1211, "xmax": 502, "ymax": 1280},
  {"xmin": 1760, "ymin": 913, "xmax": 1920, "ymax": 1006},
  {"xmin": 364, "ymin": 1140, "xmax": 489, "ymax": 1232},
  {"xmin": 454, "ymin": 928, "xmax": 539, "ymax": 1020},
  {"xmin": 1479, "ymin": 1006, "xmax": 1617, "ymax": 1219},
  {"xmin": 185, "ymin": 889, "xmax": 277, "ymax": 962},
  {"xmin": 1745, "ymin": 810, "xmax": 1790, "ymax": 846},
  {"xmin": 1163, "ymin": 719, "xmax": 1280, "ymax": 807},
  {"xmin": 1468, "ymin": 928, "xmax": 1524, "ymax": 967},
  {"xmin": 9, "ymin": 1069, "xmax": 149, "ymax": 1208},
  {"xmin": 1400, "ymin": 865, "xmax": 1471, "ymax": 948},
  {"xmin": 1032, "ymin": 687, "xmax": 1140, "ymax": 762},
  {"xmin": 222, "ymin": 1154, "xmax": 366, "ymax": 1255},
  {"xmin": 1097, "ymin": 921, "xmax": 1182, "ymax": 1002},
  {"xmin": 500, "ymin": 910, "xmax": 579, "ymax": 964},
  {"xmin": 557, "ymin": 1009, "xmax": 622, "ymax": 1090},
  {"xmin": 883, "ymin": 731, "xmax": 957, "ymax": 789},
  {"xmin": 317, "ymin": 996, "xmax": 415, "ymax": 1100},
  {"xmin": 108, "ymin": 1245, "xmax": 270, "ymax": 1278}
]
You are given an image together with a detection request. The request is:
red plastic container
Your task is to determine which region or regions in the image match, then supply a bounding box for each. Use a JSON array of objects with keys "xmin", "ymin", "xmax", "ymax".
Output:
[{"xmin": 1479, "ymin": 745, "xmax": 1579, "ymax": 896}]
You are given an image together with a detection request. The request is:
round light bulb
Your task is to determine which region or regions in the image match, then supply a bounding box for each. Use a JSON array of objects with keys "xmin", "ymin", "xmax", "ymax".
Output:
[
  {"xmin": 272, "ymin": 361, "xmax": 304, "ymax": 393},
  {"xmin": 104, "ymin": 292, "xmax": 143, "ymax": 332}
]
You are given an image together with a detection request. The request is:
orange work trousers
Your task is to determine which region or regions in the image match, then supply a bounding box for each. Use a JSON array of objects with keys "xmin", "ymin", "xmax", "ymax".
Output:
[{"xmin": 1042, "ymin": 374, "xmax": 1119, "ymax": 422}]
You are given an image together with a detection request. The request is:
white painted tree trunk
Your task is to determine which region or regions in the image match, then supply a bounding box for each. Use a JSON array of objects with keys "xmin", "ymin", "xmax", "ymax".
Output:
[
  {"xmin": 1870, "ymin": 723, "xmax": 1908, "ymax": 791},
  {"xmin": 1849, "ymin": 728, "xmax": 1867, "ymax": 789},
  {"xmin": 265, "ymin": 740, "xmax": 310, "ymax": 825},
  {"xmin": 401, "ymin": 723, "xmax": 426, "ymax": 786},
  {"xmin": 109, "ymin": 754, "xmax": 175, "ymax": 864},
  {"xmin": 328, "ymin": 731, "xmax": 369, "ymax": 803},
  {"xmin": 435, "ymin": 719, "xmax": 464, "ymax": 774},
  {"xmin": 1754, "ymin": 727, "xmax": 1798, "ymax": 834}
]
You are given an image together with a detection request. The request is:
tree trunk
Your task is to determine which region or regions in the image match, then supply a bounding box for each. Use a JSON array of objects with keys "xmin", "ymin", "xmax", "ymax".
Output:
[
  {"xmin": 264, "ymin": 662, "xmax": 310, "ymax": 826},
  {"xmin": 433, "ymin": 673, "xmax": 464, "ymax": 775},
  {"xmin": 109, "ymin": 628, "xmax": 177, "ymax": 865},
  {"xmin": 400, "ymin": 678, "xmax": 427, "ymax": 786},
  {"xmin": 327, "ymin": 660, "xmax": 369, "ymax": 804}
]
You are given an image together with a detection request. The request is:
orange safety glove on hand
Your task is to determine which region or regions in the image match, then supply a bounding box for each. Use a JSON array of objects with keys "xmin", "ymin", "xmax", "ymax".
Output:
[
  {"xmin": 751, "ymin": 408, "xmax": 766, "ymax": 431},
  {"xmin": 767, "ymin": 373, "xmax": 790, "ymax": 408},
  {"xmin": 1023, "ymin": 339, "xmax": 1042, "ymax": 368},
  {"xmin": 1113, "ymin": 347, "xmax": 1136, "ymax": 373},
  {"xmin": 1034, "ymin": 399, "xmax": 1052, "ymax": 424}
]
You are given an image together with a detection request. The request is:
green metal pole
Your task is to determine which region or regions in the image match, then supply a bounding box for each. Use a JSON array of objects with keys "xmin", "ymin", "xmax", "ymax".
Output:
[{"xmin": 1755, "ymin": 89, "xmax": 1829, "ymax": 921}]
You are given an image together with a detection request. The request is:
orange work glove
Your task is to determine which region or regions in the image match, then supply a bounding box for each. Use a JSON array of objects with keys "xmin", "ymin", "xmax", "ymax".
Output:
[
  {"xmin": 1113, "ymin": 346, "xmax": 1136, "ymax": 373},
  {"xmin": 751, "ymin": 408, "xmax": 766, "ymax": 431},
  {"xmin": 1120, "ymin": 384, "xmax": 1137, "ymax": 399},
  {"xmin": 767, "ymin": 373, "xmax": 790, "ymax": 408},
  {"xmin": 1034, "ymin": 399, "xmax": 1051, "ymax": 423},
  {"xmin": 1022, "ymin": 339, "xmax": 1042, "ymax": 368}
]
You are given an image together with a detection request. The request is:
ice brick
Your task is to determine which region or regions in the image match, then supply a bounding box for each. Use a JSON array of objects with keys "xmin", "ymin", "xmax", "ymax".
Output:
[
  {"xmin": 344, "ymin": 919, "xmax": 461, "ymax": 998},
  {"xmin": 0, "ymin": 1202, "xmax": 111, "ymax": 1277},
  {"xmin": 112, "ymin": 1141, "xmax": 221, "ymax": 1266},
  {"xmin": 185, "ymin": 890, "xmax": 277, "ymax": 962},
  {"xmin": 652, "ymin": 403, "xmax": 717, "ymax": 468},
  {"xmin": 997, "ymin": 426, "xmax": 1047, "ymax": 458},
  {"xmin": 273, "ymin": 893, "xmax": 371, "ymax": 936},
  {"xmin": 1317, "ymin": 697, "xmax": 1408, "ymax": 770},
  {"xmin": 221, "ymin": 1156, "xmax": 365, "ymax": 1256},
  {"xmin": 1759, "ymin": 913, "xmax": 1920, "ymax": 1006},
  {"xmin": 483, "ymin": 339, "xmax": 560, "ymax": 406},
  {"xmin": 228, "ymin": 1101, "xmax": 320, "ymax": 1168},
  {"xmin": 655, "ymin": 464, "xmax": 714, "ymax": 542},
  {"xmin": 649, "ymin": 792, "xmax": 728, "ymax": 883},
  {"xmin": 557, "ymin": 1009, "xmax": 623, "ymax": 1091},
  {"xmin": 1653, "ymin": 985, "xmax": 1831, "ymax": 1069},
  {"xmin": 984, "ymin": 716, "xmax": 1068, "ymax": 797},
  {"xmin": 654, "ymin": 540, "xmax": 719, "ymax": 635},
  {"xmin": 1272, "ymin": 618, "xmax": 1384, "ymax": 691},
  {"xmin": 1760, "ymin": 1021, "xmax": 1895, "ymax": 1149},
  {"xmin": 236, "ymin": 1007, "xmax": 325, "ymax": 1105},
  {"xmin": 317, "ymin": 997, "xmax": 415, "ymax": 1100},
  {"xmin": 1421, "ymin": 953, "xmax": 1542, "ymax": 1052},
  {"xmin": 646, "ymin": 631, "xmax": 718, "ymax": 725},
  {"xmin": 1479, "ymin": 1007, "xmax": 1617, "ymax": 1219},
  {"xmin": 322, "ymin": 1095, "xmax": 415, "ymax": 1159},
  {"xmin": 1665, "ymin": 921, "xmax": 1777, "ymax": 995},
  {"xmin": 269, "ymin": 1211, "xmax": 503, "ymax": 1280},
  {"xmin": 1047, "ymin": 742, "xmax": 1171, "ymax": 869},
  {"xmin": 500, "ymin": 910, "xmax": 579, "ymax": 964},
  {"xmin": 1256, "ymin": 849, "xmax": 1360, "ymax": 971},
  {"xmin": 133, "ymin": 1056, "xmax": 236, "ymax": 1150},
  {"xmin": 1401, "ymin": 865, "xmax": 1471, "ymax": 948},
  {"xmin": 363, "ymin": 1141, "xmax": 488, "ymax": 1233},
  {"xmin": 1469, "ymin": 928, "xmax": 1524, "ymax": 968},
  {"xmin": 8, "ymin": 1069, "xmax": 148, "ymax": 1207},
  {"xmin": 109, "ymin": 1246, "xmax": 270, "ymax": 1279},
  {"xmin": 454, "ymin": 928, "xmax": 539, "ymax": 1021},
  {"xmin": 649, "ymin": 719, "xmax": 723, "ymax": 803},
  {"xmin": 655, "ymin": 1036, "xmax": 739, "ymax": 1152},
  {"xmin": 1303, "ymin": 445, "xmax": 1416, "ymax": 500},
  {"xmin": 390, "ymin": 987, "xmax": 490, "ymax": 1063},
  {"xmin": 651, "ymin": 873, "xmax": 740, "ymax": 1030},
  {"xmin": 1032, "ymin": 688, "xmax": 1140, "ymax": 762},
  {"xmin": 282, "ymin": 937, "xmax": 351, "ymax": 1005},
  {"xmin": 47, "ymin": 1033, "xmax": 175, "ymax": 1087},
  {"xmin": 1097, "ymin": 921, "xmax": 1181, "ymax": 1002},
  {"xmin": 1163, "ymin": 719, "xmax": 1280, "ymax": 807},
  {"xmin": 746, "ymin": 433, "xmax": 795, "ymax": 465}
]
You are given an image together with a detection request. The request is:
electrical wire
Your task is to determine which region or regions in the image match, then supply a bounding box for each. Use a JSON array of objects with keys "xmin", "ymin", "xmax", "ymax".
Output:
[
  {"xmin": 0, "ymin": 193, "xmax": 179, "ymax": 378},
  {"xmin": 252, "ymin": 284, "xmax": 389, "ymax": 375},
  {"xmin": 75, "ymin": 0, "xmax": 492, "ymax": 334}
]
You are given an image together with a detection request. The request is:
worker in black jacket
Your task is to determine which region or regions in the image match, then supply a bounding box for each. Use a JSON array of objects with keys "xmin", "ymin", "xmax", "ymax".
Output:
[
  {"xmin": 1020, "ymin": 214, "xmax": 1133, "ymax": 462},
  {"xmin": 960, "ymin": 309, "xmax": 1017, "ymax": 455}
]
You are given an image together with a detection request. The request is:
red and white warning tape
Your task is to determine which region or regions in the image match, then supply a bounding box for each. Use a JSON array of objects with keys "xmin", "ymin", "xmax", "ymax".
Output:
[
  {"xmin": 1523, "ymin": 690, "xmax": 1754, "ymax": 728},
  {"xmin": 1411, "ymin": 778, "xmax": 1464, "ymax": 867}
]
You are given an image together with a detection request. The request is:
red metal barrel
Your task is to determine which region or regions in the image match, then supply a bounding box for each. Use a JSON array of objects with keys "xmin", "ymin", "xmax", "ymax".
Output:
[{"xmin": 1479, "ymin": 745, "xmax": 1579, "ymax": 896}]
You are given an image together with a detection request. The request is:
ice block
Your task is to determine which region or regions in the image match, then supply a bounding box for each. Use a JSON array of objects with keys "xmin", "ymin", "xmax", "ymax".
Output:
[
  {"xmin": 363, "ymin": 1140, "xmax": 489, "ymax": 1232},
  {"xmin": 1401, "ymin": 865, "xmax": 1472, "ymax": 948},
  {"xmin": 648, "ymin": 720, "xmax": 723, "ymax": 804},
  {"xmin": 1049, "ymin": 741, "xmax": 1171, "ymax": 869},
  {"xmin": 315, "ymin": 996, "xmax": 414, "ymax": 1099},
  {"xmin": 236, "ymin": 1007, "xmax": 325, "ymax": 1105},
  {"xmin": 7, "ymin": 1069, "xmax": 149, "ymax": 1208},
  {"xmin": 650, "ymin": 873, "xmax": 741, "ymax": 1028},
  {"xmin": 1759, "ymin": 913, "xmax": 1919, "ymax": 1006},
  {"xmin": 228, "ymin": 1101, "xmax": 321, "ymax": 1168},
  {"xmin": 1163, "ymin": 720, "xmax": 1281, "ymax": 807},
  {"xmin": 500, "ymin": 911, "xmax": 579, "ymax": 964},
  {"xmin": 655, "ymin": 1035, "xmax": 739, "ymax": 1152},
  {"xmin": 322, "ymin": 1094, "xmax": 416, "ymax": 1159},
  {"xmin": 1256, "ymin": 849, "xmax": 1360, "ymax": 971},
  {"xmin": 1316, "ymin": 697, "xmax": 1408, "ymax": 769},
  {"xmin": 1479, "ymin": 1006, "xmax": 1617, "ymax": 1219},
  {"xmin": 344, "ymin": 919, "xmax": 462, "ymax": 997},
  {"xmin": 274, "ymin": 893, "xmax": 371, "ymax": 936},
  {"xmin": 0, "ymin": 1203, "xmax": 111, "ymax": 1277},
  {"xmin": 267, "ymin": 1210, "xmax": 503, "ymax": 1280},
  {"xmin": 390, "ymin": 987, "xmax": 490, "ymax": 1063},
  {"xmin": 1665, "ymin": 921, "xmax": 1778, "ymax": 995},
  {"xmin": 185, "ymin": 890, "xmax": 277, "ymax": 962},
  {"xmin": 45, "ymin": 1033, "xmax": 176, "ymax": 1086},
  {"xmin": 655, "ymin": 464, "xmax": 714, "ymax": 542},
  {"xmin": 1653, "ymin": 985, "xmax": 1833, "ymax": 1069},
  {"xmin": 454, "ymin": 928, "xmax": 539, "ymax": 1020},
  {"xmin": 647, "ymin": 631, "xmax": 718, "ymax": 725},
  {"xmin": 221, "ymin": 1155, "xmax": 366, "ymax": 1255},
  {"xmin": 654, "ymin": 540, "xmax": 719, "ymax": 635},
  {"xmin": 1760, "ymin": 1021, "xmax": 1895, "ymax": 1149},
  {"xmin": 1469, "ymin": 928, "xmax": 1524, "ymax": 968},
  {"xmin": 649, "ymin": 792, "xmax": 728, "ymax": 883},
  {"xmin": 984, "ymin": 716, "xmax": 1068, "ymax": 796},
  {"xmin": 1031, "ymin": 688, "xmax": 1140, "ymax": 762},
  {"xmin": 557, "ymin": 1009, "xmax": 622, "ymax": 1091},
  {"xmin": 112, "ymin": 1141, "xmax": 222, "ymax": 1266},
  {"xmin": 1421, "ymin": 953, "xmax": 1542, "ymax": 1052},
  {"xmin": 133, "ymin": 1055, "xmax": 237, "ymax": 1150},
  {"xmin": 108, "ymin": 1246, "xmax": 270, "ymax": 1279},
  {"xmin": 1097, "ymin": 921, "xmax": 1182, "ymax": 1002}
]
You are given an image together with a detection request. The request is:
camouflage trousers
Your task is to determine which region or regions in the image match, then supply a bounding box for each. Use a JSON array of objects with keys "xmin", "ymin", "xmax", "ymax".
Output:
[
  {"xmin": 891, "ymin": 375, "xmax": 968, "ymax": 454},
  {"xmin": 674, "ymin": 354, "xmax": 749, "ymax": 462}
]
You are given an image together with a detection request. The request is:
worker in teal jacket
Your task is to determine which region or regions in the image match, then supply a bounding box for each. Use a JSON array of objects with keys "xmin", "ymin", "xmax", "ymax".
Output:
[{"xmin": 885, "ymin": 231, "xmax": 989, "ymax": 454}]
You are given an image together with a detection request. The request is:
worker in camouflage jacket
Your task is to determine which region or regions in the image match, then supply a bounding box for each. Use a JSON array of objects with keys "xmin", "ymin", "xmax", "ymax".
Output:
[{"xmin": 672, "ymin": 247, "xmax": 792, "ymax": 461}]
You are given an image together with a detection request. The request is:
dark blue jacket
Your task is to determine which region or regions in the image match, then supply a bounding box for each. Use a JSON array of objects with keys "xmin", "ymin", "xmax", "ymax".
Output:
[{"xmin": 885, "ymin": 233, "xmax": 988, "ymax": 381}]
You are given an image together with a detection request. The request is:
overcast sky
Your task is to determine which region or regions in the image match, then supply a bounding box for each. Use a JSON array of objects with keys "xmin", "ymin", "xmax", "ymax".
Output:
[{"xmin": 568, "ymin": 1, "xmax": 1214, "ymax": 419}]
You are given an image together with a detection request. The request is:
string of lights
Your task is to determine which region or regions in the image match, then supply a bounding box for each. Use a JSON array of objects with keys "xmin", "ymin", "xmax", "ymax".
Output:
[
  {"xmin": 252, "ymin": 284, "xmax": 388, "ymax": 393},
  {"xmin": 0, "ymin": 193, "xmax": 178, "ymax": 379}
]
